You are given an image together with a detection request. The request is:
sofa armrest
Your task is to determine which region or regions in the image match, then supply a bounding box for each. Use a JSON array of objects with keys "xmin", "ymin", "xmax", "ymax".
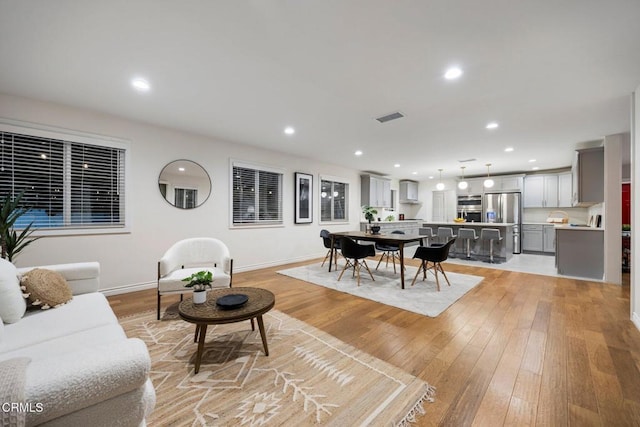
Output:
[
  {"xmin": 24, "ymin": 338, "xmax": 151, "ymax": 426},
  {"xmin": 17, "ymin": 262, "xmax": 100, "ymax": 295}
]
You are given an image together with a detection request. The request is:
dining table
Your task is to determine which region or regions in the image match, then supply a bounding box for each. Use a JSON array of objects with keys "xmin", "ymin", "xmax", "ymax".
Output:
[{"xmin": 328, "ymin": 231, "xmax": 424, "ymax": 289}]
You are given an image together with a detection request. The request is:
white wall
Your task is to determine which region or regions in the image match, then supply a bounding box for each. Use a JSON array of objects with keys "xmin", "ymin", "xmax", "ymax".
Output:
[
  {"xmin": 632, "ymin": 89, "xmax": 640, "ymax": 330},
  {"xmin": 0, "ymin": 94, "xmax": 361, "ymax": 292}
]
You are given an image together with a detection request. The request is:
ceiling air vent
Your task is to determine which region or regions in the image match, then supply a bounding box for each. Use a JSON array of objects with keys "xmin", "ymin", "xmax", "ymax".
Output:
[
  {"xmin": 458, "ymin": 158, "xmax": 477, "ymax": 163},
  {"xmin": 375, "ymin": 111, "xmax": 405, "ymax": 123}
]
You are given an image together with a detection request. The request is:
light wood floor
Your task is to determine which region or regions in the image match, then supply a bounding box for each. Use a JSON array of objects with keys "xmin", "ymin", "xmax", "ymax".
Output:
[{"xmin": 108, "ymin": 258, "xmax": 640, "ymax": 426}]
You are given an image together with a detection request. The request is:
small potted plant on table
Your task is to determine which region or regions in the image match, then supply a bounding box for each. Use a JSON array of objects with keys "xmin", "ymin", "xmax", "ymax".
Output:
[
  {"xmin": 362, "ymin": 205, "xmax": 379, "ymax": 234},
  {"xmin": 182, "ymin": 270, "xmax": 213, "ymax": 304}
]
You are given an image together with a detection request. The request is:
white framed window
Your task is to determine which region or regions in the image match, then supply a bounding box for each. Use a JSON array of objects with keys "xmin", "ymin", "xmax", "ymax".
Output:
[
  {"xmin": 0, "ymin": 120, "xmax": 130, "ymax": 235},
  {"xmin": 230, "ymin": 160, "xmax": 283, "ymax": 227},
  {"xmin": 320, "ymin": 176, "xmax": 349, "ymax": 223}
]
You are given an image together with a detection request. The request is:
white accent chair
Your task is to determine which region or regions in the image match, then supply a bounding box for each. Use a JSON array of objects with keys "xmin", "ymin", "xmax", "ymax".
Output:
[{"xmin": 157, "ymin": 238, "xmax": 233, "ymax": 319}]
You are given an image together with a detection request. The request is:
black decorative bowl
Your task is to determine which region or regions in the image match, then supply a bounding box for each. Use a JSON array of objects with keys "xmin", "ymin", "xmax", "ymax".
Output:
[
  {"xmin": 216, "ymin": 294, "xmax": 249, "ymax": 310},
  {"xmin": 371, "ymin": 226, "xmax": 381, "ymax": 234}
]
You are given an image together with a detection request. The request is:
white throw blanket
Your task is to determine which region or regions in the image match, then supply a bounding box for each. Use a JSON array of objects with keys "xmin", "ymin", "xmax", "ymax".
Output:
[{"xmin": 0, "ymin": 357, "xmax": 31, "ymax": 427}]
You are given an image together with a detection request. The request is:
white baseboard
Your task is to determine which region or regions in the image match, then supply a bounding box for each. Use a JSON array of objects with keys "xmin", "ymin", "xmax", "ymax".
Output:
[
  {"xmin": 99, "ymin": 254, "xmax": 325, "ymax": 296},
  {"xmin": 633, "ymin": 311, "xmax": 640, "ymax": 332},
  {"xmin": 101, "ymin": 281, "xmax": 156, "ymax": 296},
  {"xmin": 233, "ymin": 253, "xmax": 323, "ymax": 273}
]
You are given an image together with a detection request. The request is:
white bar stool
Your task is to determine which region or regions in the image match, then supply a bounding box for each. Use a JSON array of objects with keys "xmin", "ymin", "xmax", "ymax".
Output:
[
  {"xmin": 458, "ymin": 228, "xmax": 479, "ymax": 259},
  {"xmin": 419, "ymin": 227, "xmax": 435, "ymax": 246},
  {"xmin": 480, "ymin": 228, "xmax": 503, "ymax": 263},
  {"xmin": 436, "ymin": 227, "xmax": 456, "ymax": 244},
  {"xmin": 436, "ymin": 227, "xmax": 457, "ymax": 256}
]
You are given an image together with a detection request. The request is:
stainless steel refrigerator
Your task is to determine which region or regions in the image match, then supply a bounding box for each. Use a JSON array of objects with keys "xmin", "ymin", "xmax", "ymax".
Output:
[{"xmin": 483, "ymin": 192, "xmax": 522, "ymax": 254}]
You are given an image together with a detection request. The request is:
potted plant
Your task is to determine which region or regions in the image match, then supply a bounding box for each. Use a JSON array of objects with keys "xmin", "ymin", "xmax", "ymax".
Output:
[
  {"xmin": 362, "ymin": 205, "xmax": 380, "ymax": 234},
  {"xmin": 0, "ymin": 191, "xmax": 40, "ymax": 262},
  {"xmin": 182, "ymin": 270, "xmax": 213, "ymax": 304}
]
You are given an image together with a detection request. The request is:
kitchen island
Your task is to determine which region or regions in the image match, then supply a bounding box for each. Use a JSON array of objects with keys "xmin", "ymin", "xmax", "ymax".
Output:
[
  {"xmin": 555, "ymin": 225, "xmax": 604, "ymax": 280},
  {"xmin": 359, "ymin": 220, "xmax": 421, "ymax": 237},
  {"xmin": 420, "ymin": 221, "xmax": 514, "ymax": 263}
]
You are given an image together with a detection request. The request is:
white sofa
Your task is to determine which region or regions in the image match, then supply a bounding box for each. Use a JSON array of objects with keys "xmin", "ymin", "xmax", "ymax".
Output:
[{"xmin": 0, "ymin": 259, "xmax": 155, "ymax": 426}]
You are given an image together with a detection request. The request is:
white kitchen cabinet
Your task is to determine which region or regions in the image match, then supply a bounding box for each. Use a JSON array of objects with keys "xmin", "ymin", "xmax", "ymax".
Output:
[
  {"xmin": 558, "ymin": 172, "xmax": 572, "ymax": 207},
  {"xmin": 399, "ymin": 180, "xmax": 419, "ymax": 203},
  {"xmin": 498, "ymin": 175, "xmax": 524, "ymax": 192},
  {"xmin": 456, "ymin": 177, "xmax": 484, "ymax": 195},
  {"xmin": 361, "ymin": 175, "xmax": 391, "ymax": 208},
  {"xmin": 524, "ymin": 174, "xmax": 558, "ymax": 208},
  {"xmin": 522, "ymin": 224, "xmax": 543, "ymax": 251},
  {"xmin": 543, "ymin": 225, "xmax": 556, "ymax": 253}
]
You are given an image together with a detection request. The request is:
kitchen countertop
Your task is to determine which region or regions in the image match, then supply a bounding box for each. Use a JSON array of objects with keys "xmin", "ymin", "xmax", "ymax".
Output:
[
  {"xmin": 554, "ymin": 224, "xmax": 604, "ymax": 231},
  {"xmin": 360, "ymin": 220, "xmax": 421, "ymax": 224},
  {"xmin": 421, "ymin": 221, "xmax": 515, "ymax": 227}
]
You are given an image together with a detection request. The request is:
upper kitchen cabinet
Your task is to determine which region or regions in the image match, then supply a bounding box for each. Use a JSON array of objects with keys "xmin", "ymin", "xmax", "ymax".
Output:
[
  {"xmin": 557, "ymin": 172, "xmax": 572, "ymax": 207},
  {"xmin": 361, "ymin": 175, "xmax": 391, "ymax": 208},
  {"xmin": 399, "ymin": 180, "xmax": 419, "ymax": 204},
  {"xmin": 572, "ymin": 147, "xmax": 604, "ymax": 207},
  {"xmin": 457, "ymin": 175, "xmax": 522, "ymax": 195},
  {"xmin": 497, "ymin": 175, "xmax": 524, "ymax": 192},
  {"xmin": 456, "ymin": 178, "xmax": 484, "ymax": 195},
  {"xmin": 524, "ymin": 174, "xmax": 558, "ymax": 208}
]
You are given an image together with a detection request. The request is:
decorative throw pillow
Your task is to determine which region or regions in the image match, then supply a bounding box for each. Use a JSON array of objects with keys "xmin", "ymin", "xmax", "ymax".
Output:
[
  {"xmin": 0, "ymin": 258, "xmax": 26, "ymax": 323},
  {"xmin": 20, "ymin": 268, "xmax": 73, "ymax": 310}
]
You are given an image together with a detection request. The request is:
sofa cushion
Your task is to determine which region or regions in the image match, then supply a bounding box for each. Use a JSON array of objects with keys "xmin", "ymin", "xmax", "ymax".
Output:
[
  {"xmin": 0, "ymin": 323, "xmax": 126, "ymax": 362},
  {"xmin": 0, "ymin": 258, "xmax": 26, "ymax": 324},
  {"xmin": 20, "ymin": 268, "xmax": 73, "ymax": 309},
  {"xmin": 0, "ymin": 293, "xmax": 118, "ymax": 354},
  {"xmin": 17, "ymin": 262, "xmax": 100, "ymax": 296},
  {"xmin": 24, "ymin": 338, "xmax": 151, "ymax": 426}
]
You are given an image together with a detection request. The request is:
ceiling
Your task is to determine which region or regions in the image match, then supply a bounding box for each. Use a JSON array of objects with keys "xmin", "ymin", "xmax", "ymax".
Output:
[{"xmin": 0, "ymin": 1, "xmax": 638, "ymax": 181}]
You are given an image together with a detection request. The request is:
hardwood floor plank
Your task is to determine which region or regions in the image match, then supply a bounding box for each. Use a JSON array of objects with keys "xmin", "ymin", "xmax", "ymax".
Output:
[
  {"xmin": 472, "ymin": 329, "xmax": 529, "ymax": 426},
  {"xmin": 106, "ymin": 260, "xmax": 640, "ymax": 426},
  {"xmin": 567, "ymin": 336, "xmax": 599, "ymax": 412}
]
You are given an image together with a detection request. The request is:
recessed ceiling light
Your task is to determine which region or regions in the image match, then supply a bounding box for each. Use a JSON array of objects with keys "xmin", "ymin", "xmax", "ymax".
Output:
[
  {"xmin": 532, "ymin": 166, "xmax": 540, "ymax": 170},
  {"xmin": 428, "ymin": 176, "xmax": 434, "ymax": 179},
  {"xmin": 284, "ymin": 126, "xmax": 295, "ymax": 135},
  {"xmin": 504, "ymin": 147, "xmax": 514, "ymax": 152},
  {"xmin": 444, "ymin": 67, "xmax": 463, "ymax": 80},
  {"xmin": 354, "ymin": 150, "xmax": 363, "ymax": 156},
  {"xmin": 486, "ymin": 122, "xmax": 499, "ymax": 129},
  {"xmin": 178, "ymin": 167, "xmax": 185, "ymax": 172},
  {"xmin": 131, "ymin": 78, "xmax": 151, "ymax": 92},
  {"xmin": 529, "ymin": 159, "xmax": 537, "ymax": 163},
  {"xmin": 412, "ymin": 171, "xmax": 418, "ymax": 175},
  {"xmin": 394, "ymin": 164, "xmax": 400, "ymax": 168}
]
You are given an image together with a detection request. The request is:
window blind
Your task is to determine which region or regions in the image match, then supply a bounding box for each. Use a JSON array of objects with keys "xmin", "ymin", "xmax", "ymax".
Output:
[
  {"xmin": 232, "ymin": 165, "xmax": 282, "ymax": 224},
  {"xmin": 0, "ymin": 131, "xmax": 126, "ymax": 229}
]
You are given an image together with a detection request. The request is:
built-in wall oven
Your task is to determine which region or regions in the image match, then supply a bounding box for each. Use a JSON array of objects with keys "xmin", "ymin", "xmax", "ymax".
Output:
[{"xmin": 457, "ymin": 194, "xmax": 483, "ymax": 222}]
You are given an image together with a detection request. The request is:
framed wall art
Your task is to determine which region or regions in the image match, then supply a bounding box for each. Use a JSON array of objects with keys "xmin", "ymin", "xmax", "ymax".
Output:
[{"xmin": 295, "ymin": 172, "xmax": 313, "ymax": 223}]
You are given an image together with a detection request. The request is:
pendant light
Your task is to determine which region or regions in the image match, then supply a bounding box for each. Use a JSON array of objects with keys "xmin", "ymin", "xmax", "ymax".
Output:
[
  {"xmin": 457, "ymin": 166, "xmax": 468, "ymax": 190},
  {"xmin": 483, "ymin": 163, "xmax": 494, "ymax": 188},
  {"xmin": 436, "ymin": 169, "xmax": 445, "ymax": 190}
]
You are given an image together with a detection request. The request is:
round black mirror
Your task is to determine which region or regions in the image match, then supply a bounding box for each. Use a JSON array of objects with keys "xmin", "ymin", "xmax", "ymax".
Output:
[{"xmin": 158, "ymin": 160, "xmax": 211, "ymax": 209}]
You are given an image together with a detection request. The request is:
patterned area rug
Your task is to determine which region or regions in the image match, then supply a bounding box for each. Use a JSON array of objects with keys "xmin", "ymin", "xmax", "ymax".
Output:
[
  {"xmin": 277, "ymin": 262, "xmax": 484, "ymax": 317},
  {"xmin": 120, "ymin": 308, "xmax": 434, "ymax": 426}
]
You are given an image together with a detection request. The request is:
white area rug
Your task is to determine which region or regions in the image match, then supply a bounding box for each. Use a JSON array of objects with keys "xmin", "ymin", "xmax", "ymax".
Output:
[{"xmin": 277, "ymin": 262, "xmax": 485, "ymax": 317}]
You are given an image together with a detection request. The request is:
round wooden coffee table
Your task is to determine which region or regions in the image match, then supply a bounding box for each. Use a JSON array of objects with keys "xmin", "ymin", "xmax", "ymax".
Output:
[{"xmin": 178, "ymin": 287, "xmax": 275, "ymax": 374}]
